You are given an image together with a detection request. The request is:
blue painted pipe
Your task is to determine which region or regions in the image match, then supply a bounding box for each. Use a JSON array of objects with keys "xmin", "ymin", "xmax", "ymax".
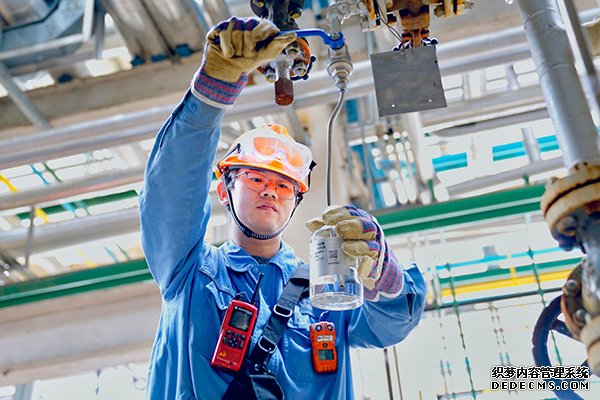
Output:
[{"xmin": 286, "ymin": 28, "xmax": 345, "ymax": 49}]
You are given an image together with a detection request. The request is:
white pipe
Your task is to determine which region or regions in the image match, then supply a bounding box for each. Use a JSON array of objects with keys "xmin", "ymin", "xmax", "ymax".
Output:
[
  {"xmin": 434, "ymin": 109, "xmax": 549, "ymax": 138},
  {"xmin": 0, "ymin": 194, "xmax": 224, "ymax": 256},
  {"xmin": 0, "ymin": 209, "xmax": 141, "ymax": 257},
  {"xmin": 447, "ymin": 158, "xmax": 565, "ymax": 196},
  {"xmin": 517, "ymin": 0, "xmax": 600, "ymax": 168},
  {"xmin": 0, "ymin": 167, "xmax": 144, "ymax": 212}
]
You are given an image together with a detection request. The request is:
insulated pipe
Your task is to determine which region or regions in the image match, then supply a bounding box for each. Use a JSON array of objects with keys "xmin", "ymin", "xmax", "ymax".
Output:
[
  {"xmin": 557, "ymin": 0, "xmax": 600, "ymax": 119},
  {"xmin": 421, "ymin": 85, "xmax": 546, "ymax": 129},
  {"xmin": 0, "ymin": 106, "xmax": 173, "ymax": 158},
  {"xmin": 0, "ymin": 193, "xmax": 224, "ymax": 257},
  {"xmin": 0, "ymin": 167, "xmax": 144, "ymax": 212},
  {"xmin": 517, "ymin": 0, "xmax": 600, "ymax": 168},
  {"xmin": 0, "ymin": 208, "xmax": 141, "ymax": 257},
  {"xmin": 0, "ymin": 121, "xmax": 165, "ymax": 170},
  {"xmin": 434, "ymin": 109, "xmax": 549, "ymax": 138},
  {"xmin": 0, "ymin": 68, "xmax": 375, "ymax": 170},
  {"xmin": 436, "ymin": 7, "xmax": 598, "ymax": 61},
  {"xmin": 447, "ymin": 158, "xmax": 565, "ymax": 196}
]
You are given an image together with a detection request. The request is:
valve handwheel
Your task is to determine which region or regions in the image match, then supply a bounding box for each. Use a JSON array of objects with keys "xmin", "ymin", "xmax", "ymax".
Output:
[{"xmin": 532, "ymin": 295, "xmax": 589, "ymax": 399}]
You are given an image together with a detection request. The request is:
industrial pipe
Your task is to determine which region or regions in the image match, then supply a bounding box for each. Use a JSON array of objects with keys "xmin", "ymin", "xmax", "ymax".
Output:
[
  {"xmin": 517, "ymin": 0, "xmax": 600, "ymax": 168},
  {"xmin": 0, "ymin": 167, "xmax": 144, "ymax": 212}
]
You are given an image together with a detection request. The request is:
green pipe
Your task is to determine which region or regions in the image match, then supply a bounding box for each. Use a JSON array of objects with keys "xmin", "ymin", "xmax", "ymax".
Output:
[
  {"xmin": 15, "ymin": 190, "xmax": 138, "ymax": 219},
  {"xmin": 375, "ymin": 184, "xmax": 545, "ymax": 236},
  {"xmin": 0, "ymin": 259, "xmax": 151, "ymax": 308}
]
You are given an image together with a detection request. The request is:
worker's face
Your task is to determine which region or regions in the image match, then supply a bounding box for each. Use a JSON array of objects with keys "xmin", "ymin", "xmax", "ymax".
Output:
[{"xmin": 222, "ymin": 168, "xmax": 299, "ymax": 235}]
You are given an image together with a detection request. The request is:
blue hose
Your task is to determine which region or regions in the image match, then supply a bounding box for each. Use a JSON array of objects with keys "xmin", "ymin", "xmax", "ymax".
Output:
[{"xmin": 532, "ymin": 295, "xmax": 584, "ymax": 399}]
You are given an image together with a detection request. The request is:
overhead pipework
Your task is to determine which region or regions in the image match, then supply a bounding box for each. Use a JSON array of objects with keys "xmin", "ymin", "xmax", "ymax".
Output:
[
  {"xmin": 99, "ymin": 0, "xmax": 210, "ymax": 65},
  {"xmin": 356, "ymin": 0, "xmax": 473, "ymax": 116}
]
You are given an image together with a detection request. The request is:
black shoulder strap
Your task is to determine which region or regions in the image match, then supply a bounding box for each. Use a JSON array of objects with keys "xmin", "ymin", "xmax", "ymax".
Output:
[
  {"xmin": 246, "ymin": 262, "xmax": 310, "ymax": 369},
  {"xmin": 222, "ymin": 262, "xmax": 310, "ymax": 400}
]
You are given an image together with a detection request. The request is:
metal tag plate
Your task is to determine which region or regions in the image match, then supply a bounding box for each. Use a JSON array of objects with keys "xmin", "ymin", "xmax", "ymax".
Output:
[{"xmin": 370, "ymin": 46, "xmax": 447, "ymax": 116}]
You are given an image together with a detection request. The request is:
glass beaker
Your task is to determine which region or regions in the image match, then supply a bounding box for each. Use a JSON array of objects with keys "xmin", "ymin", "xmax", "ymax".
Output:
[{"xmin": 309, "ymin": 225, "xmax": 363, "ymax": 310}]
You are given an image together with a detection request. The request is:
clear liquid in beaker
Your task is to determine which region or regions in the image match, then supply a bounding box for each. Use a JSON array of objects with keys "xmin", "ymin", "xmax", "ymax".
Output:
[{"xmin": 309, "ymin": 226, "xmax": 363, "ymax": 310}]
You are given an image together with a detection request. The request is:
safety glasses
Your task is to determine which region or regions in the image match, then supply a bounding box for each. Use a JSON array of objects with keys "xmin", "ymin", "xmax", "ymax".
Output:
[{"xmin": 234, "ymin": 170, "xmax": 299, "ymax": 199}]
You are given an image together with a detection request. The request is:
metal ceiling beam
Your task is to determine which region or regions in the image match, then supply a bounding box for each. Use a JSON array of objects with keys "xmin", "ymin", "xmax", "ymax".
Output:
[
  {"xmin": 0, "ymin": 56, "xmax": 199, "ymax": 130},
  {"xmin": 0, "ymin": 15, "xmax": 559, "ymax": 131},
  {"xmin": 0, "ymin": 61, "xmax": 51, "ymax": 129},
  {"xmin": 0, "ymin": 7, "xmax": 598, "ymax": 131}
]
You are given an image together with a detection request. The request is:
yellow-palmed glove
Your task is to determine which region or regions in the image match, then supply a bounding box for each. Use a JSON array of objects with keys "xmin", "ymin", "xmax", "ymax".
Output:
[
  {"xmin": 191, "ymin": 17, "xmax": 296, "ymax": 108},
  {"xmin": 306, "ymin": 205, "xmax": 405, "ymax": 301}
]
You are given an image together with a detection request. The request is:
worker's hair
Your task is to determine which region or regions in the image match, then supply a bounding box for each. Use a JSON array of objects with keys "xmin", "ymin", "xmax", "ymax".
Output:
[{"xmin": 222, "ymin": 168, "xmax": 238, "ymax": 191}]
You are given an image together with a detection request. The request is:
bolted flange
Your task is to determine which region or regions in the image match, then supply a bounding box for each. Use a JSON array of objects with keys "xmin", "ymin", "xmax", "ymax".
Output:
[{"xmin": 541, "ymin": 162, "xmax": 600, "ymax": 249}]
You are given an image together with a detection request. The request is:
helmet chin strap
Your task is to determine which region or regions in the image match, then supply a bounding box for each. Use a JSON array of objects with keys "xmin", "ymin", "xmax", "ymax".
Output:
[{"xmin": 225, "ymin": 186, "xmax": 301, "ymax": 241}]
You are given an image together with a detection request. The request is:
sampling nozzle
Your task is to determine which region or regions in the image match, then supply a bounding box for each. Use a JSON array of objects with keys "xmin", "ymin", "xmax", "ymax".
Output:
[{"xmin": 327, "ymin": 42, "xmax": 353, "ymax": 91}]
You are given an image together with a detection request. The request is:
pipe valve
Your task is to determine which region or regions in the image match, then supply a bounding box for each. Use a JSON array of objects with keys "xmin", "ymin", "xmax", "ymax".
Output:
[{"xmin": 327, "ymin": 43, "xmax": 353, "ymax": 91}]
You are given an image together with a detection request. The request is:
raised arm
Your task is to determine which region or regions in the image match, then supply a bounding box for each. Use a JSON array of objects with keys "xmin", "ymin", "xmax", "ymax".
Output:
[
  {"xmin": 139, "ymin": 18, "xmax": 295, "ymax": 299},
  {"xmin": 140, "ymin": 96, "xmax": 224, "ymax": 299}
]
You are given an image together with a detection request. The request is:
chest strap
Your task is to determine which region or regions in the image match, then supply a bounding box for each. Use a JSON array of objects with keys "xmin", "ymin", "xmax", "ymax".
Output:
[
  {"xmin": 222, "ymin": 262, "xmax": 310, "ymax": 400},
  {"xmin": 247, "ymin": 262, "xmax": 310, "ymax": 369}
]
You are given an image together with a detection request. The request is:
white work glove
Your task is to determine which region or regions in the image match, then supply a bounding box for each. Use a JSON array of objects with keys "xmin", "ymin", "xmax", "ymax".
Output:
[
  {"xmin": 191, "ymin": 17, "xmax": 296, "ymax": 108},
  {"xmin": 306, "ymin": 205, "xmax": 405, "ymax": 301}
]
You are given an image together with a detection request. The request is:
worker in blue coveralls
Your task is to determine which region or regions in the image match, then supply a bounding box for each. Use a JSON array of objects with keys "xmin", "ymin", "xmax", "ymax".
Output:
[{"xmin": 140, "ymin": 16, "xmax": 426, "ymax": 400}]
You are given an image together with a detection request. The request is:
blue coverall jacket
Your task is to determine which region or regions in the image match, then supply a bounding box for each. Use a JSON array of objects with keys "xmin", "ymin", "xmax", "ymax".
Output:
[{"xmin": 140, "ymin": 91, "xmax": 427, "ymax": 399}]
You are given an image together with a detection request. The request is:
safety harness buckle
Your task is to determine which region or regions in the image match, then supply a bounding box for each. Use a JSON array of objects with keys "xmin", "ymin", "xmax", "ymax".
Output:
[
  {"xmin": 273, "ymin": 304, "xmax": 293, "ymax": 318},
  {"xmin": 257, "ymin": 336, "xmax": 277, "ymax": 354}
]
